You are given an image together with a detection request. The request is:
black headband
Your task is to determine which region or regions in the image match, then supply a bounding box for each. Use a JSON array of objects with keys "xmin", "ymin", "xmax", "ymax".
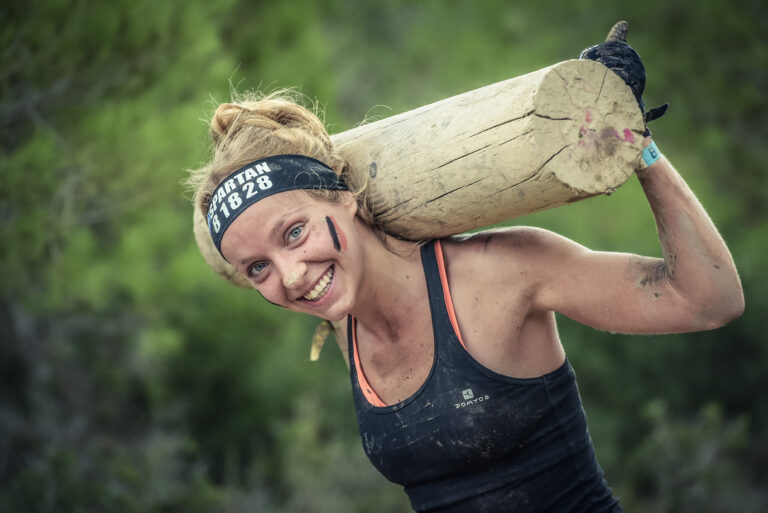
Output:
[{"xmin": 207, "ymin": 154, "xmax": 348, "ymax": 254}]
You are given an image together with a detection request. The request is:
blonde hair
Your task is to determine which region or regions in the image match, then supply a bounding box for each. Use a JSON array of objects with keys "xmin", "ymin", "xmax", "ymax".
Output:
[{"xmin": 187, "ymin": 90, "xmax": 378, "ymax": 229}]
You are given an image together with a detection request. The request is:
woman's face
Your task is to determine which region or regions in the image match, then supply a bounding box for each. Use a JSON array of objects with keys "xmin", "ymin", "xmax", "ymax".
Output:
[{"xmin": 220, "ymin": 190, "xmax": 362, "ymax": 321}]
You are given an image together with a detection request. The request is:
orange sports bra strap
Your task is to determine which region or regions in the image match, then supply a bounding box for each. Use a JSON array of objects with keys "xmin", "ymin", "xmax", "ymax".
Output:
[
  {"xmin": 349, "ymin": 316, "xmax": 387, "ymax": 407},
  {"xmin": 433, "ymin": 240, "xmax": 468, "ymax": 351}
]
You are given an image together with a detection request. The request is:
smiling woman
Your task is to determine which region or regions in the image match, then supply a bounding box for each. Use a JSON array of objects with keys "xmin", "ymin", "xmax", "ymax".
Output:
[
  {"xmin": 217, "ymin": 189, "xmax": 365, "ymax": 322},
  {"xmin": 186, "ymin": 24, "xmax": 744, "ymax": 513},
  {"xmin": 188, "ymin": 91, "xmax": 385, "ymax": 289}
]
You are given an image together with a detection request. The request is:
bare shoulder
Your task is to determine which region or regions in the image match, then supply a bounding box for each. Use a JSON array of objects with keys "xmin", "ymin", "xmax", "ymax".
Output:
[
  {"xmin": 442, "ymin": 226, "xmax": 579, "ymax": 272},
  {"xmin": 439, "ymin": 226, "xmax": 592, "ymax": 315},
  {"xmin": 438, "ymin": 227, "xmax": 542, "ymax": 298}
]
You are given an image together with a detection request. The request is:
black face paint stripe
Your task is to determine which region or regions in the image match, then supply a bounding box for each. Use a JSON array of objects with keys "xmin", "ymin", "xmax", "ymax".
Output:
[{"xmin": 326, "ymin": 215, "xmax": 341, "ymax": 251}]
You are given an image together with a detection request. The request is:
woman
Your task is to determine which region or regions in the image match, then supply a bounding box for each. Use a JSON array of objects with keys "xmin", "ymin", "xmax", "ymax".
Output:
[{"xmin": 188, "ymin": 25, "xmax": 743, "ymax": 513}]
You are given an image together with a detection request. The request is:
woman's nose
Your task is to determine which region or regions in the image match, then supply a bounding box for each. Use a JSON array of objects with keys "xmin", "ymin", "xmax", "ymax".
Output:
[
  {"xmin": 281, "ymin": 261, "xmax": 307, "ymax": 289},
  {"xmin": 283, "ymin": 271, "xmax": 300, "ymax": 287}
]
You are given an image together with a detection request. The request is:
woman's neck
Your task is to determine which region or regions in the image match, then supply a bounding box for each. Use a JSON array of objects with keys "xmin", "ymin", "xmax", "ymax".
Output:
[{"xmin": 349, "ymin": 227, "xmax": 428, "ymax": 344}]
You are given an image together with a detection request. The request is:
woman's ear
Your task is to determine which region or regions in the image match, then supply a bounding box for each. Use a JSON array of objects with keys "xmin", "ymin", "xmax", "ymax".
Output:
[{"xmin": 341, "ymin": 191, "xmax": 358, "ymax": 217}]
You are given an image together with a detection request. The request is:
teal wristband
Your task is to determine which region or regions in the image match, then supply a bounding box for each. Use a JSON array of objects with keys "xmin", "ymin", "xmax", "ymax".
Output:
[{"xmin": 642, "ymin": 141, "xmax": 661, "ymax": 167}]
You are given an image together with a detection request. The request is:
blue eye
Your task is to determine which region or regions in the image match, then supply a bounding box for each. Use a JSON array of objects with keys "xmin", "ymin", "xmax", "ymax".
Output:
[
  {"xmin": 288, "ymin": 225, "xmax": 303, "ymax": 241},
  {"xmin": 248, "ymin": 262, "xmax": 268, "ymax": 277}
]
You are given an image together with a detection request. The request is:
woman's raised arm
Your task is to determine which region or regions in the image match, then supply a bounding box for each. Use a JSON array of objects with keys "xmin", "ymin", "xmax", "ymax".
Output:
[{"xmin": 529, "ymin": 142, "xmax": 744, "ymax": 334}]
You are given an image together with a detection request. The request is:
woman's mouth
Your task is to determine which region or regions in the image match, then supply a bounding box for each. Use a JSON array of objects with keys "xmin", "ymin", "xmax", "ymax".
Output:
[{"xmin": 302, "ymin": 267, "xmax": 334, "ymax": 302}]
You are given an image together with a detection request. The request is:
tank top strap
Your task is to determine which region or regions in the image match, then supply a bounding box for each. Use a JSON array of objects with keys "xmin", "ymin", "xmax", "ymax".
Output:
[
  {"xmin": 347, "ymin": 315, "xmax": 389, "ymax": 407},
  {"xmin": 420, "ymin": 240, "xmax": 469, "ymax": 352},
  {"xmin": 346, "ymin": 314, "xmax": 354, "ymax": 367}
]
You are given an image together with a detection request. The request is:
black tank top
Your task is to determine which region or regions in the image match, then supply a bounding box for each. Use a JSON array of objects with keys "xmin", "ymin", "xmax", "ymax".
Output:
[{"xmin": 347, "ymin": 240, "xmax": 623, "ymax": 512}]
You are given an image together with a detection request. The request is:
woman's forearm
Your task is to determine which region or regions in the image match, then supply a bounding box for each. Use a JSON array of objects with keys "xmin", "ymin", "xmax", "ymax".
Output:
[{"xmin": 636, "ymin": 147, "xmax": 745, "ymax": 326}]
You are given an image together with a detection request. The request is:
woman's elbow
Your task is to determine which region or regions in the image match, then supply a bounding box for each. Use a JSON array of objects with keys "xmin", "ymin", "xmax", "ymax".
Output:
[
  {"xmin": 719, "ymin": 289, "xmax": 746, "ymax": 326},
  {"xmin": 699, "ymin": 287, "xmax": 745, "ymax": 330}
]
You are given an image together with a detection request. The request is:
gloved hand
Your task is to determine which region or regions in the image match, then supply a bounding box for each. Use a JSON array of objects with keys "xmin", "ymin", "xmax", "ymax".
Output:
[{"xmin": 579, "ymin": 21, "xmax": 668, "ymax": 135}]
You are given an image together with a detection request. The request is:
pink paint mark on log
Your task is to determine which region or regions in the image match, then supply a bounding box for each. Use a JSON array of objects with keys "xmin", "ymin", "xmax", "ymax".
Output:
[
  {"xmin": 585, "ymin": 109, "xmax": 593, "ymax": 124},
  {"xmin": 623, "ymin": 128, "xmax": 635, "ymax": 143}
]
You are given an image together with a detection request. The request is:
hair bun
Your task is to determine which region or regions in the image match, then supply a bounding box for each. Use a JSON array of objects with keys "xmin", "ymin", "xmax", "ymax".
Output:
[
  {"xmin": 210, "ymin": 103, "xmax": 249, "ymax": 143},
  {"xmin": 210, "ymin": 97, "xmax": 327, "ymax": 146}
]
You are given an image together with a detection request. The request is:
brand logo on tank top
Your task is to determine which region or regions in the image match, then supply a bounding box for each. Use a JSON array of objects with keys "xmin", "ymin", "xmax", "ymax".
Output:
[{"xmin": 455, "ymin": 388, "xmax": 490, "ymax": 408}]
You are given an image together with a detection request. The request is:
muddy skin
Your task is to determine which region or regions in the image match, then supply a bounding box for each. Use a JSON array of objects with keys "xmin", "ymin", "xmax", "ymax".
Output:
[
  {"xmin": 630, "ymin": 255, "xmax": 670, "ymax": 300},
  {"xmin": 638, "ymin": 259, "xmax": 670, "ymax": 288}
]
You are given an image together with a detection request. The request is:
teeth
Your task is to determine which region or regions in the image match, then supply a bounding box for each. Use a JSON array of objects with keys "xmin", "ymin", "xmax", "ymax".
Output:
[{"xmin": 303, "ymin": 267, "xmax": 334, "ymax": 301}]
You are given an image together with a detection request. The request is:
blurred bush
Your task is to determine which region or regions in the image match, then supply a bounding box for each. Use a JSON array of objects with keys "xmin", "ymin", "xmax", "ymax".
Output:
[{"xmin": 1, "ymin": 1, "xmax": 766, "ymax": 511}]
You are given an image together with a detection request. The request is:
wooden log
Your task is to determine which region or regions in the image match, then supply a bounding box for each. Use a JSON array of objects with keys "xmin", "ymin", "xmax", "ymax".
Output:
[{"xmin": 193, "ymin": 59, "xmax": 645, "ymax": 288}]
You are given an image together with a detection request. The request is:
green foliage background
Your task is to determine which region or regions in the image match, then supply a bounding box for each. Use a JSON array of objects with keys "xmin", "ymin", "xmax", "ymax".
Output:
[{"xmin": 2, "ymin": 1, "xmax": 766, "ymax": 511}]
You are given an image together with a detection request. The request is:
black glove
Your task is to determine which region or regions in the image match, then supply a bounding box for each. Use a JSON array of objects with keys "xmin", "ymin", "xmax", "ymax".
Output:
[{"xmin": 579, "ymin": 21, "xmax": 668, "ymax": 135}]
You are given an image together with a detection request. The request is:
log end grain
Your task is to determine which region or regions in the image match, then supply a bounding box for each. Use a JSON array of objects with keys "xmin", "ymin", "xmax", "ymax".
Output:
[{"xmin": 532, "ymin": 59, "xmax": 645, "ymax": 194}]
